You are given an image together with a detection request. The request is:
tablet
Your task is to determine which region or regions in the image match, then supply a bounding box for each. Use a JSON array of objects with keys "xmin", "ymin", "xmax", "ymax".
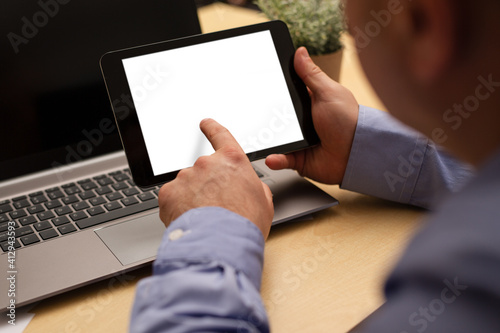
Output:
[{"xmin": 100, "ymin": 21, "xmax": 318, "ymax": 187}]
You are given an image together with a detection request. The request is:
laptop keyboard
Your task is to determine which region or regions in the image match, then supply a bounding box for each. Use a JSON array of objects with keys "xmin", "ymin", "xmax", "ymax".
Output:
[
  {"xmin": 0, "ymin": 169, "xmax": 161, "ymax": 252},
  {"xmin": 0, "ymin": 166, "xmax": 266, "ymax": 252}
]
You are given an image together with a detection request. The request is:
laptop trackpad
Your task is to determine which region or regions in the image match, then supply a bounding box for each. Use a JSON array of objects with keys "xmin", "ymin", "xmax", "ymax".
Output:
[{"xmin": 95, "ymin": 213, "xmax": 165, "ymax": 266}]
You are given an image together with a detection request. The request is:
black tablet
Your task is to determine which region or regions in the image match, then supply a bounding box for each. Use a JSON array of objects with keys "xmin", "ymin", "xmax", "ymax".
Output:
[{"xmin": 100, "ymin": 21, "xmax": 318, "ymax": 187}]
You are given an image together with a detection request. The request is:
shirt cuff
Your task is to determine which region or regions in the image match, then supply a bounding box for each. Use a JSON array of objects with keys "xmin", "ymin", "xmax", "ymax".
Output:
[
  {"xmin": 153, "ymin": 207, "xmax": 266, "ymax": 289},
  {"xmin": 341, "ymin": 105, "xmax": 429, "ymax": 204}
]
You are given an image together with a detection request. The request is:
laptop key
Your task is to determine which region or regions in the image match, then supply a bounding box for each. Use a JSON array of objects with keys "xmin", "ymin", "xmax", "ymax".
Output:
[
  {"xmin": 104, "ymin": 202, "xmax": 122, "ymax": 211},
  {"xmin": 19, "ymin": 216, "xmax": 37, "ymax": 226},
  {"xmin": 9, "ymin": 209, "xmax": 27, "ymax": 219},
  {"xmin": 96, "ymin": 186, "xmax": 112, "ymax": 195},
  {"xmin": 76, "ymin": 199, "xmax": 159, "ymax": 229},
  {"xmin": 0, "ymin": 204, "xmax": 13, "ymax": 214},
  {"xmin": 30, "ymin": 194, "xmax": 48, "ymax": 205},
  {"xmin": 52, "ymin": 216, "xmax": 70, "ymax": 226},
  {"xmin": 62, "ymin": 195, "xmax": 79, "ymax": 205},
  {"xmin": 40, "ymin": 229, "xmax": 59, "ymax": 240},
  {"xmin": 45, "ymin": 200, "xmax": 62, "ymax": 210},
  {"xmin": 27, "ymin": 204, "xmax": 45, "ymax": 214},
  {"xmin": 13, "ymin": 199, "xmax": 30, "ymax": 209},
  {"xmin": 0, "ymin": 222, "xmax": 9, "ymax": 232},
  {"xmin": 90, "ymin": 197, "xmax": 107, "ymax": 206},
  {"xmin": 55, "ymin": 206, "xmax": 72, "ymax": 216},
  {"xmin": 64, "ymin": 186, "xmax": 81, "ymax": 195},
  {"xmin": 70, "ymin": 211, "xmax": 88, "ymax": 221},
  {"xmin": 72, "ymin": 202, "xmax": 90, "ymax": 211},
  {"xmin": 121, "ymin": 197, "xmax": 139, "ymax": 206},
  {"xmin": 34, "ymin": 221, "xmax": 52, "ymax": 231},
  {"xmin": 87, "ymin": 206, "xmax": 105, "ymax": 216},
  {"xmin": 79, "ymin": 191, "xmax": 96, "ymax": 200},
  {"xmin": 20, "ymin": 234, "xmax": 40, "ymax": 246},
  {"xmin": 58, "ymin": 224, "xmax": 77, "ymax": 235},
  {"xmin": 138, "ymin": 192, "xmax": 156, "ymax": 202},
  {"xmin": 12, "ymin": 195, "xmax": 27, "ymax": 202},
  {"xmin": 113, "ymin": 173, "xmax": 130, "ymax": 182},
  {"xmin": 16, "ymin": 226, "xmax": 34, "ymax": 238},
  {"xmin": 97, "ymin": 177, "xmax": 114, "ymax": 186},
  {"xmin": 47, "ymin": 190, "xmax": 65, "ymax": 200},
  {"xmin": 123, "ymin": 188, "xmax": 140, "ymax": 197},
  {"xmin": 1, "ymin": 239, "xmax": 21, "ymax": 252},
  {"xmin": 106, "ymin": 192, "xmax": 123, "ymax": 201},
  {"xmin": 112, "ymin": 182, "xmax": 129, "ymax": 191},
  {"xmin": 37, "ymin": 211, "xmax": 55, "ymax": 221},
  {"xmin": 81, "ymin": 182, "xmax": 98, "ymax": 191}
]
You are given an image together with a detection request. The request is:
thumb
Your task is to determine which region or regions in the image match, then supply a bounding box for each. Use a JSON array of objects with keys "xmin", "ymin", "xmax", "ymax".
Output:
[
  {"xmin": 294, "ymin": 47, "xmax": 333, "ymax": 99},
  {"xmin": 265, "ymin": 153, "xmax": 297, "ymax": 171}
]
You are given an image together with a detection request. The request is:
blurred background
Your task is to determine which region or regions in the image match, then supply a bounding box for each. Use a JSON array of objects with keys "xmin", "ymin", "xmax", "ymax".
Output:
[{"xmin": 196, "ymin": 0, "xmax": 258, "ymax": 10}]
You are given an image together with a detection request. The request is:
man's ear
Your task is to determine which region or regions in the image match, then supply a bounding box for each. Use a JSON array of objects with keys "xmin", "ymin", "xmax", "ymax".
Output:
[{"xmin": 403, "ymin": 0, "xmax": 457, "ymax": 84}]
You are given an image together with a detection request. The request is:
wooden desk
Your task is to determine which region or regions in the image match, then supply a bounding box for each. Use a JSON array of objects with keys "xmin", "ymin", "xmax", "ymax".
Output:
[{"xmin": 24, "ymin": 4, "xmax": 424, "ymax": 333}]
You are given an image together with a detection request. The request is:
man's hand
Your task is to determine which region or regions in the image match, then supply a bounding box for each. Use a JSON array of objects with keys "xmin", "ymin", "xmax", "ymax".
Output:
[
  {"xmin": 265, "ymin": 47, "xmax": 359, "ymax": 185},
  {"xmin": 158, "ymin": 118, "xmax": 274, "ymax": 239}
]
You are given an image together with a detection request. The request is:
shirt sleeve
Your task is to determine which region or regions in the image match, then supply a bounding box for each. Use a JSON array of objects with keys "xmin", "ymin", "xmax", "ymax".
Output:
[
  {"xmin": 341, "ymin": 105, "xmax": 474, "ymax": 209},
  {"xmin": 129, "ymin": 207, "xmax": 270, "ymax": 333}
]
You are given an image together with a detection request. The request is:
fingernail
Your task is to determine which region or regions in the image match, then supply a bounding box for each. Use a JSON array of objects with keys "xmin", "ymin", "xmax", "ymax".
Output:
[
  {"xmin": 300, "ymin": 47, "xmax": 310, "ymax": 60},
  {"xmin": 199, "ymin": 118, "xmax": 211, "ymax": 127}
]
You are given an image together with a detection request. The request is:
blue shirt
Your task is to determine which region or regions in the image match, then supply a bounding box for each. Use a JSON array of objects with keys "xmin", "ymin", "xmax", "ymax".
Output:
[{"xmin": 130, "ymin": 106, "xmax": 500, "ymax": 332}]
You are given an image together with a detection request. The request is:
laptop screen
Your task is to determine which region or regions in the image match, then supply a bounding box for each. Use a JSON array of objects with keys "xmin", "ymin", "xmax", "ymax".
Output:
[{"xmin": 0, "ymin": 0, "xmax": 201, "ymax": 182}]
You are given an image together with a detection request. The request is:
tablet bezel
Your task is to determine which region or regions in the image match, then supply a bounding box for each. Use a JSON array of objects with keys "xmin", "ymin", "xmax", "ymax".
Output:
[{"xmin": 100, "ymin": 20, "xmax": 318, "ymax": 187}]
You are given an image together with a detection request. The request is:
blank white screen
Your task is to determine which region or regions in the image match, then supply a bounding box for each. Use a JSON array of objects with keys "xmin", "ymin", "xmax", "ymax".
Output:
[{"xmin": 122, "ymin": 30, "xmax": 304, "ymax": 176}]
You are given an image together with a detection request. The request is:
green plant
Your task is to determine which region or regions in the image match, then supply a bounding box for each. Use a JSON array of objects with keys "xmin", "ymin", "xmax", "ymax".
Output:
[{"xmin": 255, "ymin": 0, "xmax": 344, "ymax": 55}]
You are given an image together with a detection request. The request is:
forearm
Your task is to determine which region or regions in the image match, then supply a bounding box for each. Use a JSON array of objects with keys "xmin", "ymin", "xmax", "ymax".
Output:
[
  {"xmin": 129, "ymin": 207, "xmax": 269, "ymax": 333},
  {"xmin": 341, "ymin": 106, "xmax": 474, "ymax": 209}
]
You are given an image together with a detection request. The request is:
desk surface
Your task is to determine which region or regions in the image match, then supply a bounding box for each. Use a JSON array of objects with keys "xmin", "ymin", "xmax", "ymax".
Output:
[{"xmin": 24, "ymin": 4, "xmax": 424, "ymax": 333}]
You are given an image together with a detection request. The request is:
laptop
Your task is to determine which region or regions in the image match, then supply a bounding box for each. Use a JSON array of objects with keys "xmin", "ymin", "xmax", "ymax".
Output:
[{"xmin": 0, "ymin": 0, "xmax": 338, "ymax": 309}]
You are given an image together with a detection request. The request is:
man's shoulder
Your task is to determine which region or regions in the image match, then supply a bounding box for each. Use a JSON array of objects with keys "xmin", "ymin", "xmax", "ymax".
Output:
[{"xmin": 388, "ymin": 150, "xmax": 500, "ymax": 291}]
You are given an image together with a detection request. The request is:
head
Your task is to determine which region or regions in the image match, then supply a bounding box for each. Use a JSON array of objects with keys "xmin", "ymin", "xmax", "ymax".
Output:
[{"xmin": 343, "ymin": 0, "xmax": 500, "ymax": 166}]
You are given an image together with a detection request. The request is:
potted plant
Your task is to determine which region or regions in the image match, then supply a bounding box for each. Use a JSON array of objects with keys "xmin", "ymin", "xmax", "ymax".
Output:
[{"xmin": 255, "ymin": 0, "xmax": 345, "ymax": 80}]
